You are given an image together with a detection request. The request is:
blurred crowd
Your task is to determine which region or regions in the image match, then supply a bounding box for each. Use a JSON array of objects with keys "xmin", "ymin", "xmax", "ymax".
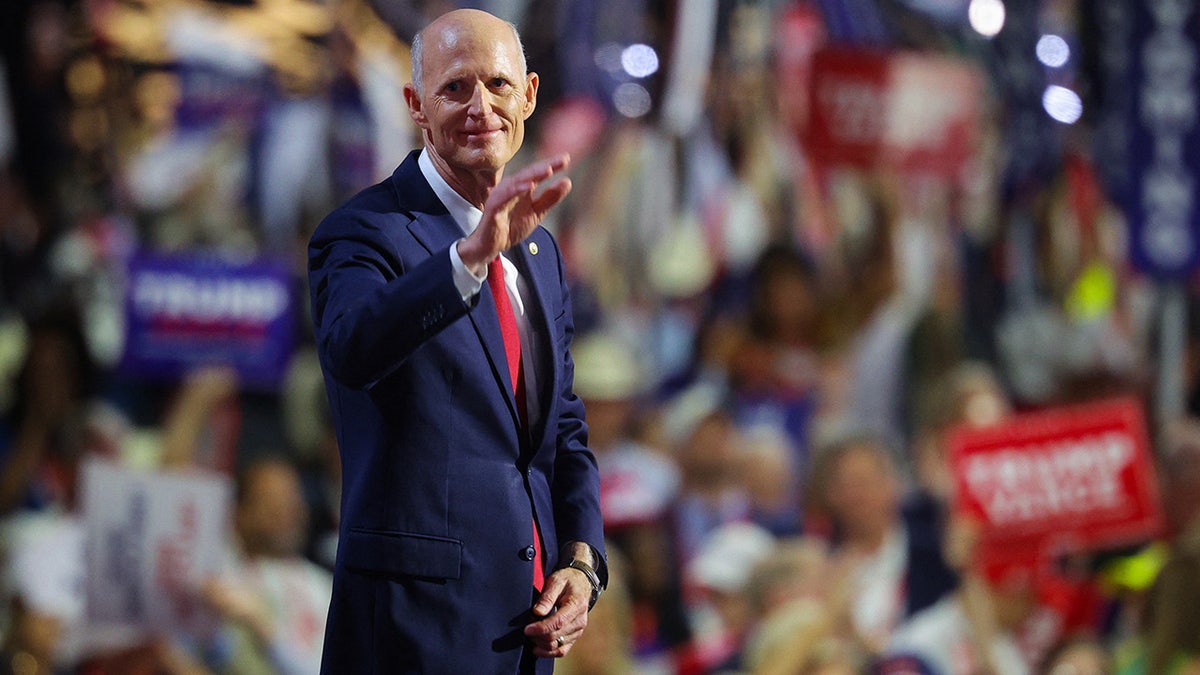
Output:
[{"xmin": 2, "ymin": 0, "xmax": 1200, "ymax": 674}]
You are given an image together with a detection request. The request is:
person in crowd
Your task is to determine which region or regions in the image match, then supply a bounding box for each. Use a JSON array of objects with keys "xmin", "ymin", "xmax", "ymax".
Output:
[
  {"xmin": 742, "ymin": 537, "xmax": 862, "ymax": 675},
  {"xmin": 572, "ymin": 331, "xmax": 692, "ymax": 667},
  {"xmin": 1113, "ymin": 520, "xmax": 1200, "ymax": 675},
  {"xmin": 159, "ymin": 366, "xmax": 241, "ymax": 474},
  {"xmin": 669, "ymin": 404, "xmax": 753, "ymax": 572},
  {"xmin": 725, "ymin": 243, "xmax": 823, "ymax": 455},
  {"xmin": 739, "ymin": 425, "xmax": 803, "ymax": 537},
  {"xmin": 201, "ymin": 457, "xmax": 332, "ymax": 675},
  {"xmin": 878, "ymin": 516, "xmax": 1037, "ymax": 675},
  {"xmin": 0, "ymin": 305, "xmax": 103, "ymax": 516},
  {"xmin": 280, "ymin": 348, "xmax": 342, "ymax": 571},
  {"xmin": 684, "ymin": 521, "xmax": 777, "ymax": 673},
  {"xmin": 1039, "ymin": 634, "xmax": 1110, "ymax": 675},
  {"xmin": 307, "ymin": 8, "xmax": 605, "ymax": 672},
  {"xmin": 1159, "ymin": 420, "xmax": 1200, "ymax": 542},
  {"xmin": 606, "ymin": 505, "xmax": 692, "ymax": 673},
  {"xmin": 910, "ymin": 361, "xmax": 1012, "ymax": 506},
  {"xmin": 806, "ymin": 431, "xmax": 958, "ymax": 657},
  {"xmin": 570, "ymin": 331, "xmax": 678, "ymax": 531}
]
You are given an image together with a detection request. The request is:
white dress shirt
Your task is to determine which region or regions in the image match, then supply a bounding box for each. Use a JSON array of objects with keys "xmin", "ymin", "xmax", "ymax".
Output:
[{"xmin": 418, "ymin": 149, "xmax": 543, "ymax": 425}]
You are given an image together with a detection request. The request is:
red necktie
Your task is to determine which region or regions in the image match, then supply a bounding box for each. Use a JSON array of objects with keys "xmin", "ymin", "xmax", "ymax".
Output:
[{"xmin": 488, "ymin": 256, "xmax": 544, "ymax": 591}]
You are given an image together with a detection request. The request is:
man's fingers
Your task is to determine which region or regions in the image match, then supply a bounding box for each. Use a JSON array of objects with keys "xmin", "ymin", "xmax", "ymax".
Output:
[
  {"xmin": 532, "ymin": 575, "xmax": 567, "ymax": 617},
  {"xmin": 527, "ymin": 605, "xmax": 588, "ymax": 659},
  {"xmin": 493, "ymin": 156, "xmax": 568, "ymax": 209},
  {"xmin": 488, "ymin": 180, "xmax": 537, "ymax": 212},
  {"xmin": 511, "ymin": 153, "xmax": 570, "ymax": 184},
  {"xmin": 532, "ymin": 177, "xmax": 572, "ymax": 214},
  {"xmin": 470, "ymin": 153, "xmax": 572, "ymax": 262},
  {"xmin": 530, "ymin": 625, "xmax": 586, "ymax": 658},
  {"xmin": 525, "ymin": 572, "xmax": 589, "ymax": 637}
]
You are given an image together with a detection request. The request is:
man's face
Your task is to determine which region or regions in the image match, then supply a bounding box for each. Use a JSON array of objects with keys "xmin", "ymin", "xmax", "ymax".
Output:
[
  {"xmin": 237, "ymin": 463, "xmax": 309, "ymax": 558},
  {"xmin": 826, "ymin": 445, "xmax": 898, "ymax": 535},
  {"xmin": 406, "ymin": 14, "xmax": 536, "ymax": 179}
]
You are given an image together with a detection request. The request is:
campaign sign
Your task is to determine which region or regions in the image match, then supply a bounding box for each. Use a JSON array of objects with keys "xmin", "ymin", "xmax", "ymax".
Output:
[
  {"xmin": 1090, "ymin": 0, "xmax": 1200, "ymax": 278},
  {"xmin": 120, "ymin": 253, "xmax": 294, "ymax": 388},
  {"xmin": 805, "ymin": 47, "xmax": 983, "ymax": 177},
  {"xmin": 82, "ymin": 458, "xmax": 231, "ymax": 634},
  {"xmin": 948, "ymin": 398, "xmax": 1163, "ymax": 574},
  {"xmin": 174, "ymin": 63, "xmax": 269, "ymax": 134}
]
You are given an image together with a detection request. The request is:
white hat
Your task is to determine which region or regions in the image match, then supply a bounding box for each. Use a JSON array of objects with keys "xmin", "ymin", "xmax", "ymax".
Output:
[
  {"xmin": 572, "ymin": 333, "xmax": 643, "ymax": 401},
  {"xmin": 687, "ymin": 522, "xmax": 776, "ymax": 593}
]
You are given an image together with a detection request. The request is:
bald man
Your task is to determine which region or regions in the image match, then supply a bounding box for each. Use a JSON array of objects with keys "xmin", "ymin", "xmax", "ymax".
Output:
[{"xmin": 308, "ymin": 9, "xmax": 606, "ymax": 674}]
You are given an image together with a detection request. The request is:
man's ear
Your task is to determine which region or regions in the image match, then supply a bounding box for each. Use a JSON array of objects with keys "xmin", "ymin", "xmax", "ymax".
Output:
[
  {"xmin": 522, "ymin": 72, "xmax": 539, "ymax": 120},
  {"xmin": 404, "ymin": 82, "xmax": 428, "ymax": 128}
]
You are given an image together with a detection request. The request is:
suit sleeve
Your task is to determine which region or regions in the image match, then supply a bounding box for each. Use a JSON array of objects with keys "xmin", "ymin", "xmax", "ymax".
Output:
[
  {"xmin": 308, "ymin": 210, "xmax": 474, "ymax": 389},
  {"xmin": 546, "ymin": 241, "xmax": 607, "ymax": 584}
]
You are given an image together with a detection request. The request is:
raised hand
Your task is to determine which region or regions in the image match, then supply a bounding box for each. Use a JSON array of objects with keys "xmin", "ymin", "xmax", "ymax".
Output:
[{"xmin": 457, "ymin": 154, "xmax": 572, "ymax": 272}]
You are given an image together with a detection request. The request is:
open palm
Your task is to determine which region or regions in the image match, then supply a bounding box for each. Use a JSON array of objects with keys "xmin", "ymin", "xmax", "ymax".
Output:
[{"xmin": 475, "ymin": 154, "xmax": 573, "ymax": 257}]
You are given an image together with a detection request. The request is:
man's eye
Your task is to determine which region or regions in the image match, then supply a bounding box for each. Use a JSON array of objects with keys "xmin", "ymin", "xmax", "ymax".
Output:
[
  {"xmin": 490, "ymin": 78, "xmax": 509, "ymax": 89},
  {"xmin": 445, "ymin": 81, "xmax": 461, "ymax": 93}
]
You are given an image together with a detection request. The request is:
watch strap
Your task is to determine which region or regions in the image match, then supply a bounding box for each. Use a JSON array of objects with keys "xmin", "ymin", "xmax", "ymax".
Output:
[{"xmin": 566, "ymin": 558, "xmax": 604, "ymax": 609}]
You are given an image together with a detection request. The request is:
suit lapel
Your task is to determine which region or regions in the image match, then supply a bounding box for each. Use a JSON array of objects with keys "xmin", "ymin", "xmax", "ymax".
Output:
[
  {"xmin": 392, "ymin": 152, "xmax": 523, "ymax": 430},
  {"xmin": 510, "ymin": 233, "xmax": 558, "ymax": 452}
]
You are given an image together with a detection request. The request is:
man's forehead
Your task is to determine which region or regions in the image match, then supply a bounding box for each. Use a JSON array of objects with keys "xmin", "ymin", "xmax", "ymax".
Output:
[
  {"xmin": 427, "ymin": 25, "xmax": 520, "ymax": 69},
  {"xmin": 426, "ymin": 12, "xmax": 517, "ymax": 54},
  {"xmin": 436, "ymin": 33, "xmax": 517, "ymax": 62}
]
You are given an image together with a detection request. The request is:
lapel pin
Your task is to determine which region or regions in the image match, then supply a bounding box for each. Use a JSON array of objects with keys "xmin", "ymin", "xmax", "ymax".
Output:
[{"xmin": 528, "ymin": 242, "xmax": 539, "ymax": 255}]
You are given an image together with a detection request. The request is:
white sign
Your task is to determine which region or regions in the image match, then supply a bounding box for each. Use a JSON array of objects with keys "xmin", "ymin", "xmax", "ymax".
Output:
[{"xmin": 82, "ymin": 458, "xmax": 232, "ymax": 634}]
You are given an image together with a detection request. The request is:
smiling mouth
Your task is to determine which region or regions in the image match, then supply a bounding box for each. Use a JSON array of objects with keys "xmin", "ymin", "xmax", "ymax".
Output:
[{"xmin": 464, "ymin": 129, "xmax": 502, "ymax": 141}]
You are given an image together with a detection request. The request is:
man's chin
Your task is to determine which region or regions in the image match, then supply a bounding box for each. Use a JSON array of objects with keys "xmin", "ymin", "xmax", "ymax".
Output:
[
  {"xmin": 470, "ymin": 155, "xmax": 508, "ymax": 170},
  {"xmin": 457, "ymin": 138, "xmax": 519, "ymax": 166}
]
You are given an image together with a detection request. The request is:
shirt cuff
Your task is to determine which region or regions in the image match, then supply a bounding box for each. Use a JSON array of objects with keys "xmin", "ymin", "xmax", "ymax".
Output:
[{"xmin": 449, "ymin": 239, "xmax": 486, "ymax": 303}]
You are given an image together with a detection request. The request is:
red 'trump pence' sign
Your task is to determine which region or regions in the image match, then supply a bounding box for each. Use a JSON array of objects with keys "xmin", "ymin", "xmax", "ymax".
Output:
[
  {"xmin": 948, "ymin": 398, "xmax": 1163, "ymax": 573},
  {"xmin": 804, "ymin": 47, "xmax": 983, "ymax": 177}
]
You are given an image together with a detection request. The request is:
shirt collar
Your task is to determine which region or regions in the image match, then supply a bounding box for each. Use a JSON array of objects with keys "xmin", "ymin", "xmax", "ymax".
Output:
[{"xmin": 418, "ymin": 148, "xmax": 483, "ymax": 236}]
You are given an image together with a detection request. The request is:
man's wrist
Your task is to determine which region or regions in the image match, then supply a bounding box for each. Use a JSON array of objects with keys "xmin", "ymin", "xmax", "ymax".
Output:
[
  {"xmin": 559, "ymin": 541, "xmax": 606, "ymax": 609},
  {"xmin": 455, "ymin": 237, "xmax": 491, "ymax": 276},
  {"xmin": 561, "ymin": 541, "xmax": 593, "ymax": 566}
]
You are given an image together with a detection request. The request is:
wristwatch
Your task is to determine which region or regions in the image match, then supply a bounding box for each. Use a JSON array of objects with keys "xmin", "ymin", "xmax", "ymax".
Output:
[{"xmin": 565, "ymin": 557, "xmax": 605, "ymax": 609}]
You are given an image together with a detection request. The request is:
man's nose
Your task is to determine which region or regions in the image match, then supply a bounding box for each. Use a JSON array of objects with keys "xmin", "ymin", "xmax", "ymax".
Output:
[{"xmin": 467, "ymin": 81, "xmax": 492, "ymax": 116}]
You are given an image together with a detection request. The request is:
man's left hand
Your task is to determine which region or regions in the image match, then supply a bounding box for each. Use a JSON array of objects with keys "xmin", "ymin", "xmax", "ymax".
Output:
[{"xmin": 522, "ymin": 566, "xmax": 592, "ymax": 658}]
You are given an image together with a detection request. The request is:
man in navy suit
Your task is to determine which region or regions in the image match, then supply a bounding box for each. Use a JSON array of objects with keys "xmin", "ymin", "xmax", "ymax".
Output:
[{"xmin": 308, "ymin": 8, "xmax": 606, "ymax": 673}]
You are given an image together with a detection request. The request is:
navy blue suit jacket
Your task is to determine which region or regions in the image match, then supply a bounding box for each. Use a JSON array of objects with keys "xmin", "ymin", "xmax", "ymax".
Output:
[{"xmin": 309, "ymin": 150, "xmax": 604, "ymax": 674}]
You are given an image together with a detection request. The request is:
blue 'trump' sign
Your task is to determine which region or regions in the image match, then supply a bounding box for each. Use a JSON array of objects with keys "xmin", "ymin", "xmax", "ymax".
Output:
[
  {"xmin": 120, "ymin": 253, "xmax": 295, "ymax": 388},
  {"xmin": 1122, "ymin": 0, "xmax": 1200, "ymax": 277}
]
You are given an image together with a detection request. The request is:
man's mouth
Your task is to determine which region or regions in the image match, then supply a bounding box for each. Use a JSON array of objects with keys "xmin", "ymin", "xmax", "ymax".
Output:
[{"xmin": 464, "ymin": 129, "xmax": 502, "ymax": 141}]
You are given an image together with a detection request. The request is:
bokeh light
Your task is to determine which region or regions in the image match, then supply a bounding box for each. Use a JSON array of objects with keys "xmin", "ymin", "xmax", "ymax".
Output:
[
  {"xmin": 1036, "ymin": 34, "xmax": 1070, "ymax": 68},
  {"xmin": 613, "ymin": 82, "xmax": 652, "ymax": 118},
  {"xmin": 1043, "ymin": 84, "xmax": 1083, "ymax": 124},
  {"xmin": 968, "ymin": 0, "xmax": 1006, "ymax": 38},
  {"xmin": 593, "ymin": 42, "xmax": 624, "ymax": 74},
  {"xmin": 621, "ymin": 44, "xmax": 659, "ymax": 78}
]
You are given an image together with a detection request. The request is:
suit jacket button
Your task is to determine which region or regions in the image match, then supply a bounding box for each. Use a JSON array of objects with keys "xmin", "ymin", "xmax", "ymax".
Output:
[{"xmin": 522, "ymin": 545, "xmax": 536, "ymax": 561}]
